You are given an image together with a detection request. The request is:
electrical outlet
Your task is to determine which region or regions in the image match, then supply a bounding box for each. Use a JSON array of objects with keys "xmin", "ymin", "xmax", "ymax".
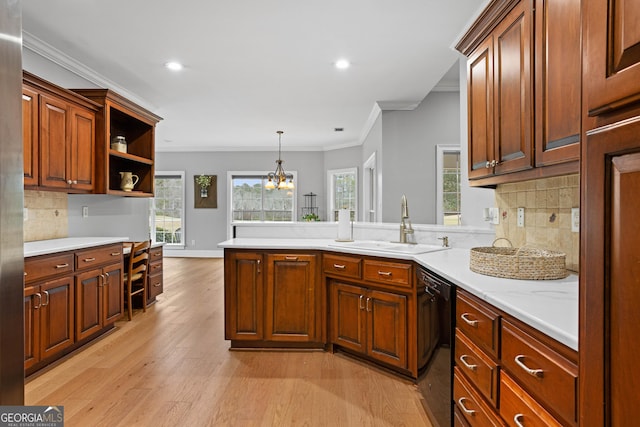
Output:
[
  {"xmin": 517, "ymin": 207, "xmax": 525, "ymax": 227},
  {"xmin": 571, "ymin": 207, "xmax": 579, "ymax": 232},
  {"xmin": 490, "ymin": 207, "xmax": 500, "ymax": 225},
  {"xmin": 191, "ymin": 239, "xmax": 196, "ymax": 246},
  {"xmin": 82, "ymin": 206, "xmax": 89, "ymax": 218}
]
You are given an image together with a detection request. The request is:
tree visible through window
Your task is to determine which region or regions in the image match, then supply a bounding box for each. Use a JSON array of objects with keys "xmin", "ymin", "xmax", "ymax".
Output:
[
  {"xmin": 152, "ymin": 172, "xmax": 185, "ymax": 246},
  {"xmin": 442, "ymin": 152, "xmax": 461, "ymax": 225},
  {"xmin": 231, "ymin": 174, "xmax": 295, "ymax": 221}
]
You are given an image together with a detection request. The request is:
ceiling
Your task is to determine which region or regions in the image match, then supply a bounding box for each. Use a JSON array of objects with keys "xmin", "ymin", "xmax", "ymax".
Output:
[{"xmin": 21, "ymin": 0, "xmax": 487, "ymax": 152}]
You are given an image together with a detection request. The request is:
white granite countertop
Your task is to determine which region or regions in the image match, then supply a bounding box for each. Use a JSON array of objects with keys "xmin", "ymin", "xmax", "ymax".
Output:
[
  {"xmin": 25, "ymin": 237, "xmax": 130, "ymax": 257},
  {"xmin": 219, "ymin": 238, "xmax": 578, "ymax": 351}
]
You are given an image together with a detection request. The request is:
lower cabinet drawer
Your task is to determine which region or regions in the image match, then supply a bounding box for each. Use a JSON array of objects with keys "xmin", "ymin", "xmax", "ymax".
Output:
[
  {"xmin": 323, "ymin": 253, "xmax": 361, "ymax": 279},
  {"xmin": 455, "ymin": 330, "xmax": 499, "ymax": 406},
  {"xmin": 24, "ymin": 253, "xmax": 74, "ymax": 284},
  {"xmin": 500, "ymin": 371, "xmax": 562, "ymax": 427},
  {"xmin": 148, "ymin": 273, "xmax": 163, "ymax": 300},
  {"xmin": 454, "ymin": 367, "xmax": 506, "ymax": 427},
  {"xmin": 363, "ymin": 259, "xmax": 412, "ymax": 288},
  {"xmin": 501, "ymin": 320, "xmax": 578, "ymax": 426},
  {"xmin": 75, "ymin": 244, "xmax": 123, "ymax": 271}
]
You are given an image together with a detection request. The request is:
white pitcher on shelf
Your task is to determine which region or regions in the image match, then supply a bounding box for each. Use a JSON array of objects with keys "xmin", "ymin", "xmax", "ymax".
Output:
[{"xmin": 119, "ymin": 171, "xmax": 139, "ymax": 192}]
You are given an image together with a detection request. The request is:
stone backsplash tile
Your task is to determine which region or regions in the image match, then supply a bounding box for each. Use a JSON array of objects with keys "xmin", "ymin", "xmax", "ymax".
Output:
[
  {"xmin": 495, "ymin": 174, "xmax": 579, "ymax": 272},
  {"xmin": 24, "ymin": 190, "xmax": 68, "ymax": 242}
]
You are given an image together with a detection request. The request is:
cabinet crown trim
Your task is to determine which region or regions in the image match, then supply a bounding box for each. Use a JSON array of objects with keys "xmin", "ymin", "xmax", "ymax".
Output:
[{"xmin": 455, "ymin": 0, "xmax": 521, "ymax": 55}]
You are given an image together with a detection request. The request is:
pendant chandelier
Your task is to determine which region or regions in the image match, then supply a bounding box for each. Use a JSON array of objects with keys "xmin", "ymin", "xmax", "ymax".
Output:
[{"xmin": 265, "ymin": 130, "xmax": 294, "ymax": 190}]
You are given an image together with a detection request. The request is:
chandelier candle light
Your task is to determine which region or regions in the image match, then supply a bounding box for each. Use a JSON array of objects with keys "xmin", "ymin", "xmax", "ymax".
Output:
[{"xmin": 265, "ymin": 130, "xmax": 294, "ymax": 190}]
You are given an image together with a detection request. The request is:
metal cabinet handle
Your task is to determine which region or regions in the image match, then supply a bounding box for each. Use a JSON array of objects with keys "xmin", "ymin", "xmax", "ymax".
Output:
[
  {"xmin": 111, "ymin": 252, "xmax": 121, "ymax": 256},
  {"xmin": 366, "ymin": 297, "xmax": 371, "ymax": 312},
  {"xmin": 377, "ymin": 271, "xmax": 392, "ymax": 277},
  {"xmin": 83, "ymin": 257, "xmax": 96, "ymax": 263},
  {"xmin": 33, "ymin": 292, "xmax": 42, "ymax": 309},
  {"xmin": 55, "ymin": 263, "xmax": 69, "ymax": 269},
  {"xmin": 459, "ymin": 355, "xmax": 477, "ymax": 372},
  {"xmin": 490, "ymin": 159, "xmax": 497, "ymax": 167},
  {"xmin": 67, "ymin": 179, "xmax": 73, "ymax": 185},
  {"xmin": 485, "ymin": 161, "xmax": 491, "ymax": 168},
  {"xmin": 515, "ymin": 355, "xmax": 544, "ymax": 378},
  {"xmin": 359, "ymin": 295, "xmax": 365, "ymax": 310},
  {"xmin": 514, "ymin": 414, "xmax": 525, "ymax": 427},
  {"xmin": 73, "ymin": 180, "xmax": 78, "ymax": 184},
  {"xmin": 153, "ymin": 283, "xmax": 161, "ymax": 287},
  {"xmin": 41, "ymin": 290, "xmax": 50, "ymax": 306},
  {"xmin": 457, "ymin": 398, "xmax": 476, "ymax": 416},
  {"xmin": 99, "ymin": 274, "xmax": 105, "ymax": 287},
  {"xmin": 333, "ymin": 264, "xmax": 346, "ymax": 270},
  {"xmin": 460, "ymin": 313, "xmax": 479, "ymax": 327},
  {"xmin": 256, "ymin": 259, "xmax": 261, "ymax": 274},
  {"xmin": 285, "ymin": 256, "xmax": 298, "ymax": 261},
  {"xmin": 424, "ymin": 286, "xmax": 435, "ymax": 297}
]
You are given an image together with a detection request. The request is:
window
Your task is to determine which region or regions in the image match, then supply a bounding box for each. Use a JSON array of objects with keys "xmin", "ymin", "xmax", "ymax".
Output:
[
  {"xmin": 327, "ymin": 167, "xmax": 357, "ymax": 221},
  {"xmin": 229, "ymin": 172, "xmax": 296, "ymax": 222},
  {"xmin": 436, "ymin": 146, "xmax": 461, "ymax": 225},
  {"xmin": 363, "ymin": 152, "xmax": 377, "ymax": 222},
  {"xmin": 152, "ymin": 172, "xmax": 185, "ymax": 247}
]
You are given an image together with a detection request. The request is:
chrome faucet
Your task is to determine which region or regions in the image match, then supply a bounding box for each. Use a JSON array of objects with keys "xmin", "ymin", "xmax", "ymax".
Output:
[{"xmin": 399, "ymin": 194, "xmax": 415, "ymax": 244}]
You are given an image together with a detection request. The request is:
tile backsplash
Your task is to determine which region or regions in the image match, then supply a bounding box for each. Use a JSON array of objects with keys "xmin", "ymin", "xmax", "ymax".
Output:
[
  {"xmin": 494, "ymin": 174, "xmax": 579, "ymax": 272},
  {"xmin": 24, "ymin": 190, "xmax": 68, "ymax": 242}
]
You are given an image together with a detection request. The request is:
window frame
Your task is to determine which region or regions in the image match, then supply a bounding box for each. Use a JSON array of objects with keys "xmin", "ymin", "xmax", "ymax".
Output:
[
  {"xmin": 435, "ymin": 145, "xmax": 461, "ymax": 225},
  {"xmin": 151, "ymin": 170, "xmax": 186, "ymax": 248},
  {"xmin": 327, "ymin": 167, "xmax": 358, "ymax": 222}
]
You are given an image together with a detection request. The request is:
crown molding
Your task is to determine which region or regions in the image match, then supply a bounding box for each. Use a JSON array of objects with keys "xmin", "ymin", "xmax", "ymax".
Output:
[
  {"xmin": 376, "ymin": 100, "xmax": 422, "ymax": 111},
  {"xmin": 22, "ymin": 31, "xmax": 155, "ymax": 111}
]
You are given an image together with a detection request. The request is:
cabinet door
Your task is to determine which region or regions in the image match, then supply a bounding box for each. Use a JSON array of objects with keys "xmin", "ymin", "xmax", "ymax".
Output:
[
  {"xmin": 584, "ymin": 0, "xmax": 640, "ymax": 114},
  {"xmin": 224, "ymin": 252, "xmax": 264, "ymax": 340},
  {"xmin": 492, "ymin": 0, "xmax": 533, "ymax": 176},
  {"xmin": 103, "ymin": 263, "xmax": 124, "ymax": 325},
  {"xmin": 39, "ymin": 276, "xmax": 74, "ymax": 360},
  {"xmin": 367, "ymin": 289, "xmax": 407, "ymax": 369},
  {"xmin": 534, "ymin": 0, "xmax": 581, "ymax": 166},
  {"xmin": 22, "ymin": 86, "xmax": 39, "ymax": 186},
  {"xmin": 265, "ymin": 253, "xmax": 317, "ymax": 342},
  {"xmin": 75, "ymin": 269, "xmax": 103, "ymax": 341},
  {"xmin": 582, "ymin": 120, "xmax": 640, "ymax": 424},
  {"xmin": 331, "ymin": 282, "xmax": 366, "ymax": 354},
  {"xmin": 69, "ymin": 106, "xmax": 95, "ymax": 191},
  {"xmin": 467, "ymin": 35, "xmax": 495, "ymax": 180},
  {"xmin": 39, "ymin": 94, "xmax": 70, "ymax": 189},
  {"xmin": 24, "ymin": 285, "xmax": 41, "ymax": 370}
]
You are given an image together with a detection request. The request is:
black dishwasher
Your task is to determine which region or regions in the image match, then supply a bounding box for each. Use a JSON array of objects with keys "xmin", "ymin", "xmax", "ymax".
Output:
[{"xmin": 416, "ymin": 266, "xmax": 455, "ymax": 427}]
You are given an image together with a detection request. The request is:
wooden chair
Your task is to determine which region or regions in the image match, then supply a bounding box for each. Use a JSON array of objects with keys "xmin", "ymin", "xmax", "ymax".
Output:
[{"xmin": 123, "ymin": 241, "xmax": 150, "ymax": 321}]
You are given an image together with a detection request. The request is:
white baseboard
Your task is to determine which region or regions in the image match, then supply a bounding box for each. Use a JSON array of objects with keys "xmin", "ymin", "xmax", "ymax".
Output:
[{"xmin": 164, "ymin": 249, "xmax": 223, "ymax": 258}]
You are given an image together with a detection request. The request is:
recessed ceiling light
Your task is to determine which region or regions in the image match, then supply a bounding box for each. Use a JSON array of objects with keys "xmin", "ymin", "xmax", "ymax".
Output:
[
  {"xmin": 164, "ymin": 61, "xmax": 183, "ymax": 71},
  {"xmin": 335, "ymin": 59, "xmax": 350, "ymax": 70}
]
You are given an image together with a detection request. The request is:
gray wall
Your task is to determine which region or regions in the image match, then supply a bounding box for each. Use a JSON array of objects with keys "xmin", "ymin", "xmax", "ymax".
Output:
[{"xmin": 380, "ymin": 91, "xmax": 461, "ymax": 224}]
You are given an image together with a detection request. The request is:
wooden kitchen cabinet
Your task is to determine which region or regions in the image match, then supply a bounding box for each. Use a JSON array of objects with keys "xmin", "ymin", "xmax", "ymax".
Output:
[
  {"xmin": 457, "ymin": 0, "xmax": 581, "ymax": 186},
  {"xmin": 147, "ymin": 245, "xmax": 164, "ymax": 305},
  {"xmin": 224, "ymin": 251, "xmax": 264, "ymax": 341},
  {"xmin": 23, "ymin": 276, "xmax": 75, "ymax": 371},
  {"xmin": 72, "ymin": 89, "xmax": 162, "ymax": 196},
  {"xmin": 331, "ymin": 282, "xmax": 408, "ymax": 370},
  {"xmin": 455, "ymin": 290, "xmax": 578, "ymax": 426},
  {"xmin": 265, "ymin": 253, "xmax": 319, "ymax": 342},
  {"xmin": 23, "ymin": 72, "xmax": 99, "ymax": 193}
]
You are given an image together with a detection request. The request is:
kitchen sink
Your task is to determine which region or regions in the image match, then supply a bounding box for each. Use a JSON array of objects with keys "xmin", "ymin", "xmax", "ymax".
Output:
[{"xmin": 329, "ymin": 240, "xmax": 448, "ymax": 255}]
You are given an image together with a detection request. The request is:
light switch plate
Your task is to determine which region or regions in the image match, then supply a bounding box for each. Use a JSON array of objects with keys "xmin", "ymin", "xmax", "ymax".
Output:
[
  {"xmin": 571, "ymin": 207, "xmax": 579, "ymax": 232},
  {"xmin": 490, "ymin": 207, "xmax": 500, "ymax": 225},
  {"xmin": 517, "ymin": 207, "xmax": 525, "ymax": 227},
  {"xmin": 82, "ymin": 206, "xmax": 89, "ymax": 218}
]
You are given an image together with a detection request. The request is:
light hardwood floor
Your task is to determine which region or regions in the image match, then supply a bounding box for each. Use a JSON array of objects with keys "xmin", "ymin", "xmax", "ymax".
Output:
[{"xmin": 26, "ymin": 258, "xmax": 432, "ymax": 426}]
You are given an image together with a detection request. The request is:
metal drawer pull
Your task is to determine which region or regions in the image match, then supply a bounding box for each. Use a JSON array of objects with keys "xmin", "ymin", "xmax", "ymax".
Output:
[
  {"xmin": 285, "ymin": 256, "xmax": 298, "ymax": 261},
  {"xmin": 460, "ymin": 313, "xmax": 479, "ymax": 327},
  {"xmin": 377, "ymin": 271, "xmax": 392, "ymax": 276},
  {"xmin": 459, "ymin": 355, "xmax": 477, "ymax": 371},
  {"xmin": 83, "ymin": 257, "xmax": 96, "ymax": 262},
  {"xmin": 333, "ymin": 264, "xmax": 346, "ymax": 269},
  {"xmin": 359, "ymin": 295, "xmax": 365, "ymax": 310},
  {"xmin": 55, "ymin": 263, "xmax": 69, "ymax": 269},
  {"xmin": 514, "ymin": 414, "xmax": 525, "ymax": 427},
  {"xmin": 111, "ymin": 252, "xmax": 121, "ymax": 256},
  {"xmin": 153, "ymin": 283, "xmax": 161, "ymax": 287},
  {"xmin": 457, "ymin": 398, "xmax": 476, "ymax": 416},
  {"xmin": 515, "ymin": 355, "xmax": 544, "ymax": 378}
]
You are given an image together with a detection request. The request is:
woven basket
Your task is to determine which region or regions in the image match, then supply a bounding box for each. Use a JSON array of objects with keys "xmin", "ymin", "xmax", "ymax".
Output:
[{"xmin": 470, "ymin": 239, "xmax": 568, "ymax": 280}]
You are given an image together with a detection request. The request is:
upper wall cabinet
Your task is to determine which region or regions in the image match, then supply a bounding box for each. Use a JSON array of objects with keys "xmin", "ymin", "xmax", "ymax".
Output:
[
  {"xmin": 457, "ymin": 0, "xmax": 581, "ymax": 187},
  {"xmin": 23, "ymin": 71, "xmax": 99, "ymax": 193},
  {"xmin": 72, "ymin": 89, "xmax": 162, "ymax": 197},
  {"xmin": 584, "ymin": 0, "xmax": 640, "ymax": 116}
]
